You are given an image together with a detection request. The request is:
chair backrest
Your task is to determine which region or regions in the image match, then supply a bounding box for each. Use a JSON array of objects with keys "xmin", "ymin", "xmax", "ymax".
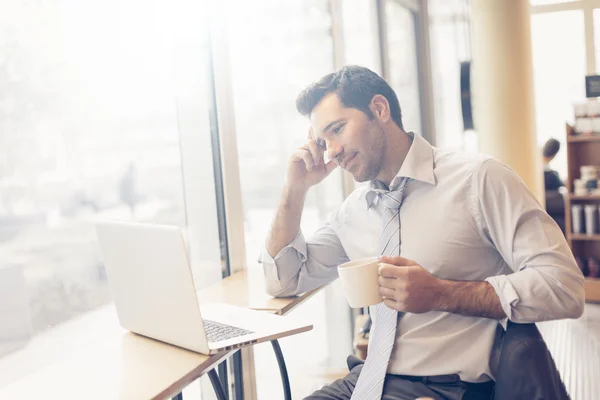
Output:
[{"xmin": 492, "ymin": 321, "xmax": 570, "ymax": 400}]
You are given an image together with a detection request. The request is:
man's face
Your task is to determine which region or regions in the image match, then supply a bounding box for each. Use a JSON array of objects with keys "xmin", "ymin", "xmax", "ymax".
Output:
[{"xmin": 310, "ymin": 93, "xmax": 386, "ymax": 182}]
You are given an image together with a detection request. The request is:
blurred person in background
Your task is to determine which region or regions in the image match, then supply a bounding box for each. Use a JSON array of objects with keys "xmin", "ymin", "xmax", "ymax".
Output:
[
  {"xmin": 543, "ymin": 138, "xmax": 566, "ymax": 233},
  {"xmin": 543, "ymin": 138, "xmax": 564, "ymax": 191}
]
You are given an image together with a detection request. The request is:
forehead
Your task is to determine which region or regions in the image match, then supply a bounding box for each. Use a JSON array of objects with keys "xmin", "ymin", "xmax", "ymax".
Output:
[{"xmin": 309, "ymin": 93, "xmax": 356, "ymax": 137}]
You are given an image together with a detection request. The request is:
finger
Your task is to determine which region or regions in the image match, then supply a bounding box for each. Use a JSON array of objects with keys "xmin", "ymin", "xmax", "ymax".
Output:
[
  {"xmin": 301, "ymin": 151, "xmax": 314, "ymax": 171},
  {"xmin": 291, "ymin": 148, "xmax": 314, "ymax": 171},
  {"xmin": 307, "ymin": 127, "xmax": 314, "ymax": 141},
  {"xmin": 307, "ymin": 139, "xmax": 322, "ymax": 166},
  {"xmin": 290, "ymin": 147, "xmax": 308, "ymax": 162},
  {"xmin": 378, "ymin": 263, "xmax": 410, "ymax": 278},
  {"xmin": 379, "ymin": 255, "xmax": 416, "ymax": 266},
  {"xmin": 324, "ymin": 160, "xmax": 338, "ymax": 175},
  {"xmin": 378, "ymin": 285, "xmax": 396, "ymax": 299},
  {"xmin": 383, "ymin": 298, "xmax": 400, "ymax": 311},
  {"xmin": 378, "ymin": 275, "xmax": 397, "ymax": 287}
]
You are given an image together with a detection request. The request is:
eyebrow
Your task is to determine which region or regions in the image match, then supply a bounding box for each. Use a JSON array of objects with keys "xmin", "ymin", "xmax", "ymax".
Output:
[{"xmin": 321, "ymin": 119, "xmax": 345, "ymax": 135}]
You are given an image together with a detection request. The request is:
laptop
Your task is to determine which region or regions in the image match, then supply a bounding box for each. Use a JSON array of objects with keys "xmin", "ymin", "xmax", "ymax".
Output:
[{"xmin": 95, "ymin": 221, "xmax": 312, "ymax": 355}]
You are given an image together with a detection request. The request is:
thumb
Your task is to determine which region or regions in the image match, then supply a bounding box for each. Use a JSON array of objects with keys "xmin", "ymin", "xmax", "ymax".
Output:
[
  {"xmin": 379, "ymin": 255, "xmax": 416, "ymax": 266},
  {"xmin": 324, "ymin": 160, "xmax": 338, "ymax": 175}
]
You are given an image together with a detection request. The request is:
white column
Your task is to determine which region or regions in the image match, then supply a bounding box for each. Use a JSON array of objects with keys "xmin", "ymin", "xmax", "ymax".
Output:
[{"xmin": 471, "ymin": 0, "xmax": 543, "ymax": 201}]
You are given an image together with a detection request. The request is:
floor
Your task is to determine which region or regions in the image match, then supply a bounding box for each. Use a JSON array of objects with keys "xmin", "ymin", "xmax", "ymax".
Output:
[{"xmin": 538, "ymin": 303, "xmax": 600, "ymax": 400}]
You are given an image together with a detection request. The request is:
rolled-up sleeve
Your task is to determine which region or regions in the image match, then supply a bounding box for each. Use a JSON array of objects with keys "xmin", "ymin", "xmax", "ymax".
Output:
[
  {"xmin": 260, "ymin": 218, "xmax": 350, "ymax": 297},
  {"xmin": 474, "ymin": 159, "xmax": 585, "ymax": 323}
]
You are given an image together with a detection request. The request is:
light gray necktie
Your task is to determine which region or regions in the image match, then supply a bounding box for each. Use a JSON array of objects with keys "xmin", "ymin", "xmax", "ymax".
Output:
[{"xmin": 351, "ymin": 177, "xmax": 410, "ymax": 400}]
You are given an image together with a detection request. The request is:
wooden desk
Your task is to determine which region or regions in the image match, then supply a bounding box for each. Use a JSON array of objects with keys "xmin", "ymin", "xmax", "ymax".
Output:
[
  {"xmin": 196, "ymin": 267, "xmax": 323, "ymax": 316},
  {"xmin": 0, "ymin": 330, "xmax": 232, "ymax": 400},
  {"xmin": 0, "ymin": 267, "xmax": 323, "ymax": 400}
]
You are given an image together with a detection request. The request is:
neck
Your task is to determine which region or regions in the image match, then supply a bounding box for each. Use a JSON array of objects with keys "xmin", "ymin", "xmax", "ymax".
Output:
[{"xmin": 376, "ymin": 125, "xmax": 412, "ymax": 186}]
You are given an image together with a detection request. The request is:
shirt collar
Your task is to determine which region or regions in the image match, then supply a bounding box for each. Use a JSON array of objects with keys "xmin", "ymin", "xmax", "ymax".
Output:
[{"xmin": 366, "ymin": 132, "xmax": 436, "ymax": 207}]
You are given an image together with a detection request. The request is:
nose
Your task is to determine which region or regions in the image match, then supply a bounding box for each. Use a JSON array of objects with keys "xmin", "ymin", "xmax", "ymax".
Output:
[{"xmin": 326, "ymin": 141, "xmax": 343, "ymax": 161}]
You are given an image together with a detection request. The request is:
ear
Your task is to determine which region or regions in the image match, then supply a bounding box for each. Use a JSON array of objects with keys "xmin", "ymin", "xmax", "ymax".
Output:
[{"xmin": 370, "ymin": 94, "xmax": 391, "ymax": 123}]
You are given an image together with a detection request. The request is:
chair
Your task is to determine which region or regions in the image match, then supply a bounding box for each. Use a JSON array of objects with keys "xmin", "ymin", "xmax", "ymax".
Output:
[{"xmin": 491, "ymin": 321, "xmax": 569, "ymax": 400}]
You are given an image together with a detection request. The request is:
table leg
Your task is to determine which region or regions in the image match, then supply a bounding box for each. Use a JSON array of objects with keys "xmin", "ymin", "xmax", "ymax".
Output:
[
  {"xmin": 209, "ymin": 369, "xmax": 229, "ymax": 400},
  {"xmin": 232, "ymin": 351, "xmax": 244, "ymax": 400},
  {"xmin": 271, "ymin": 340, "xmax": 292, "ymax": 400},
  {"xmin": 218, "ymin": 360, "xmax": 229, "ymax": 396}
]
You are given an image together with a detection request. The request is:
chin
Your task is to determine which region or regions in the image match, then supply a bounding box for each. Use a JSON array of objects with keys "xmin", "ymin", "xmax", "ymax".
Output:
[
  {"xmin": 352, "ymin": 169, "xmax": 372, "ymax": 183},
  {"xmin": 353, "ymin": 174, "xmax": 369, "ymax": 183},
  {"xmin": 351, "ymin": 161, "xmax": 376, "ymax": 182}
]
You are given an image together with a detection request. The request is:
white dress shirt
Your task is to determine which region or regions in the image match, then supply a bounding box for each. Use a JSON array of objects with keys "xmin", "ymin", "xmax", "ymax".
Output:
[{"xmin": 261, "ymin": 133, "xmax": 584, "ymax": 383}]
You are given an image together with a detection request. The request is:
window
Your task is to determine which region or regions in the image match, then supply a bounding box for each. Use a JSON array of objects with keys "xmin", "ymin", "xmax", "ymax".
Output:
[
  {"xmin": 531, "ymin": 10, "xmax": 586, "ymax": 178},
  {"xmin": 531, "ymin": 0, "xmax": 579, "ymax": 5},
  {"xmin": 0, "ymin": 0, "xmax": 219, "ymax": 393},
  {"xmin": 428, "ymin": 0, "xmax": 472, "ymax": 150},
  {"xmin": 385, "ymin": 1, "xmax": 423, "ymax": 134},
  {"xmin": 225, "ymin": 0, "xmax": 347, "ymax": 396},
  {"xmin": 341, "ymin": 0, "xmax": 382, "ymax": 74},
  {"xmin": 592, "ymin": 9, "xmax": 600, "ymax": 74}
]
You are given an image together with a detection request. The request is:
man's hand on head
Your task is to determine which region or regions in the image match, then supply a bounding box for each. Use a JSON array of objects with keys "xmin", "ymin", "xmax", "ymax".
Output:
[{"xmin": 286, "ymin": 128, "xmax": 337, "ymax": 193}]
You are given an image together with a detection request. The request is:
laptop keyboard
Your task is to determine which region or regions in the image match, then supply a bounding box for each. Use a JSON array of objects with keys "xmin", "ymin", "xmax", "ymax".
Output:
[{"xmin": 203, "ymin": 319, "xmax": 254, "ymax": 343}]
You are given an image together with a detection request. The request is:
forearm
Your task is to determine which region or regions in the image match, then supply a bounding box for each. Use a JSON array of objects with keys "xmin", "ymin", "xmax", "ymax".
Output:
[
  {"xmin": 266, "ymin": 184, "xmax": 307, "ymax": 258},
  {"xmin": 436, "ymin": 280, "xmax": 507, "ymax": 320}
]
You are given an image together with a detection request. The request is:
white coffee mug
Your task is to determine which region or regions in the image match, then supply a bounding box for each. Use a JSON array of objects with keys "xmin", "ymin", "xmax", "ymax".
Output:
[{"xmin": 337, "ymin": 257, "xmax": 383, "ymax": 308}]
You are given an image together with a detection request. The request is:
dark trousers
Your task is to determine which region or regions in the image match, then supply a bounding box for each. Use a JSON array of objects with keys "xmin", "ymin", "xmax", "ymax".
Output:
[{"xmin": 304, "ymin": 356, "xmax": 493, "ymax": 400}]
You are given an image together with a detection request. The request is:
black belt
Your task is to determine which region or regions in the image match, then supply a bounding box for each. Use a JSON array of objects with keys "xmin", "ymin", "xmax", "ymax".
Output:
[
  {"xmin": 395, "ymin": 374, "xmax": 494, "ymax": 388},
  {"xmin": 396, "ymin": 374, "xmax": 461, "ymax": 385}
]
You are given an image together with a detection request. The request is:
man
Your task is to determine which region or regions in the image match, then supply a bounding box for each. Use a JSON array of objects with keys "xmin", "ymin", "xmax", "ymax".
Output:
[
  {"xmin": 542, "ymin": 138, "xmax": 566, "ymax": 234},
  {"xmin": 260, "ymin": 66, "xmax": 584, "ymax": 399},
  {"xmin": 542, "ymin": 138, "xmax": 564, "ymax": 191}
]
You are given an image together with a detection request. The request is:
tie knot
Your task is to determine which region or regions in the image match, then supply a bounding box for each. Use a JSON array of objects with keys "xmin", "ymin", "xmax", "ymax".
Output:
[
  {"xmin": 366, "ymin": 177, "xmax": 411, "ymax": 210},
  {"xmin": 379, "ymin": 190, "xmax": 404, "ymax": 211}
]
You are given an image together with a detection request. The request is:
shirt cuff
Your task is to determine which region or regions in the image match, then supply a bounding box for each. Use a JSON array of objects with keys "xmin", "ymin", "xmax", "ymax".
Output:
[
  {"xmin": 485, "ymin": 275, "xmax": 520, "ymax": 330},
  {"xmin": 259, "ymin": 231, "xmax": 308, "ymax": 280}
]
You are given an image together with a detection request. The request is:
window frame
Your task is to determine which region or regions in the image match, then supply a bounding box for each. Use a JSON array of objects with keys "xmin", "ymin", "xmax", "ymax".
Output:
[{"xmin": 531, "ymin": 0, "xmax": 600, "ymax": 75}]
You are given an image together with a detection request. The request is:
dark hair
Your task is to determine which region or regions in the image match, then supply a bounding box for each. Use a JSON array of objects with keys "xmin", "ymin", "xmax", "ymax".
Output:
[
  {"xmin": 543, "ymin": 138, "xmax": 561, "ymax": 158},
  {"xmin": 295, "ymin": 65, "xmax": 403, "ymax": 130}
]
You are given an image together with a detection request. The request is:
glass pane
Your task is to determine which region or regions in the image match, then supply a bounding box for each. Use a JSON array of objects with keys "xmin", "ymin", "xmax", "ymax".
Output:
[
  {"xmin": 227, "ymin": 0, "xmax": 341, "ymax": 255},
  {"xmin": 0, "ymin": 0, "xmax": 214, "ymax": 390},
  {"xmin": 225, "ymin": 0, "xmax": 346, "ymax": 397},
  {"xmin": 385, "ymin": 2, "xmax": 423, "ymax": 135},
  {"xmin": 593, "ymin": 9, "xmax": 600, "ymax": 74},
  {"xmin": 341, "ymin": 0, "xmax": 382, "ymax": 74},
  {"xmin": 531, "ymin": 10, "xmax": 586, "ymax": 179},
  {"xmin": 428, "ymin": 0, "xmax": 471, "ymax": 149},
  {"xmin": 531, "ymin": 0, "xmax": 578, "ymax": 5}
]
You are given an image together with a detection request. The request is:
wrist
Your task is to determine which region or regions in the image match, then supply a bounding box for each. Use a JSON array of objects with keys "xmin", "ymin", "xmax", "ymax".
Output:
[
  {"xmin": 433, "ymin": 278, "xmax": 454, "ymax": 312},
  {"xmin": 283, "ymin": 183, "xmax": 308, "ymax": 198}
]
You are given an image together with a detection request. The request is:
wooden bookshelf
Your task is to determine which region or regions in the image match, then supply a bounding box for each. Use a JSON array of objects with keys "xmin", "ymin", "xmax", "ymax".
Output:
[
  {"xmin": 571, "ymin": 234, "xmax": 600, "ymax": 241},
  {"xmin": 567, "ymin": 135, "xmax": 600, "ymax": 143},
  {"xmin": 585, "ymin": 278, "xmax": 600, "ymax": 302},
  {"xmin": 564, "ymin": 124, "xmax": 600, "ymax": 302},
  {"xmin": 569, "ymin": 194, "xmax": 600, "ymax": 200}
]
